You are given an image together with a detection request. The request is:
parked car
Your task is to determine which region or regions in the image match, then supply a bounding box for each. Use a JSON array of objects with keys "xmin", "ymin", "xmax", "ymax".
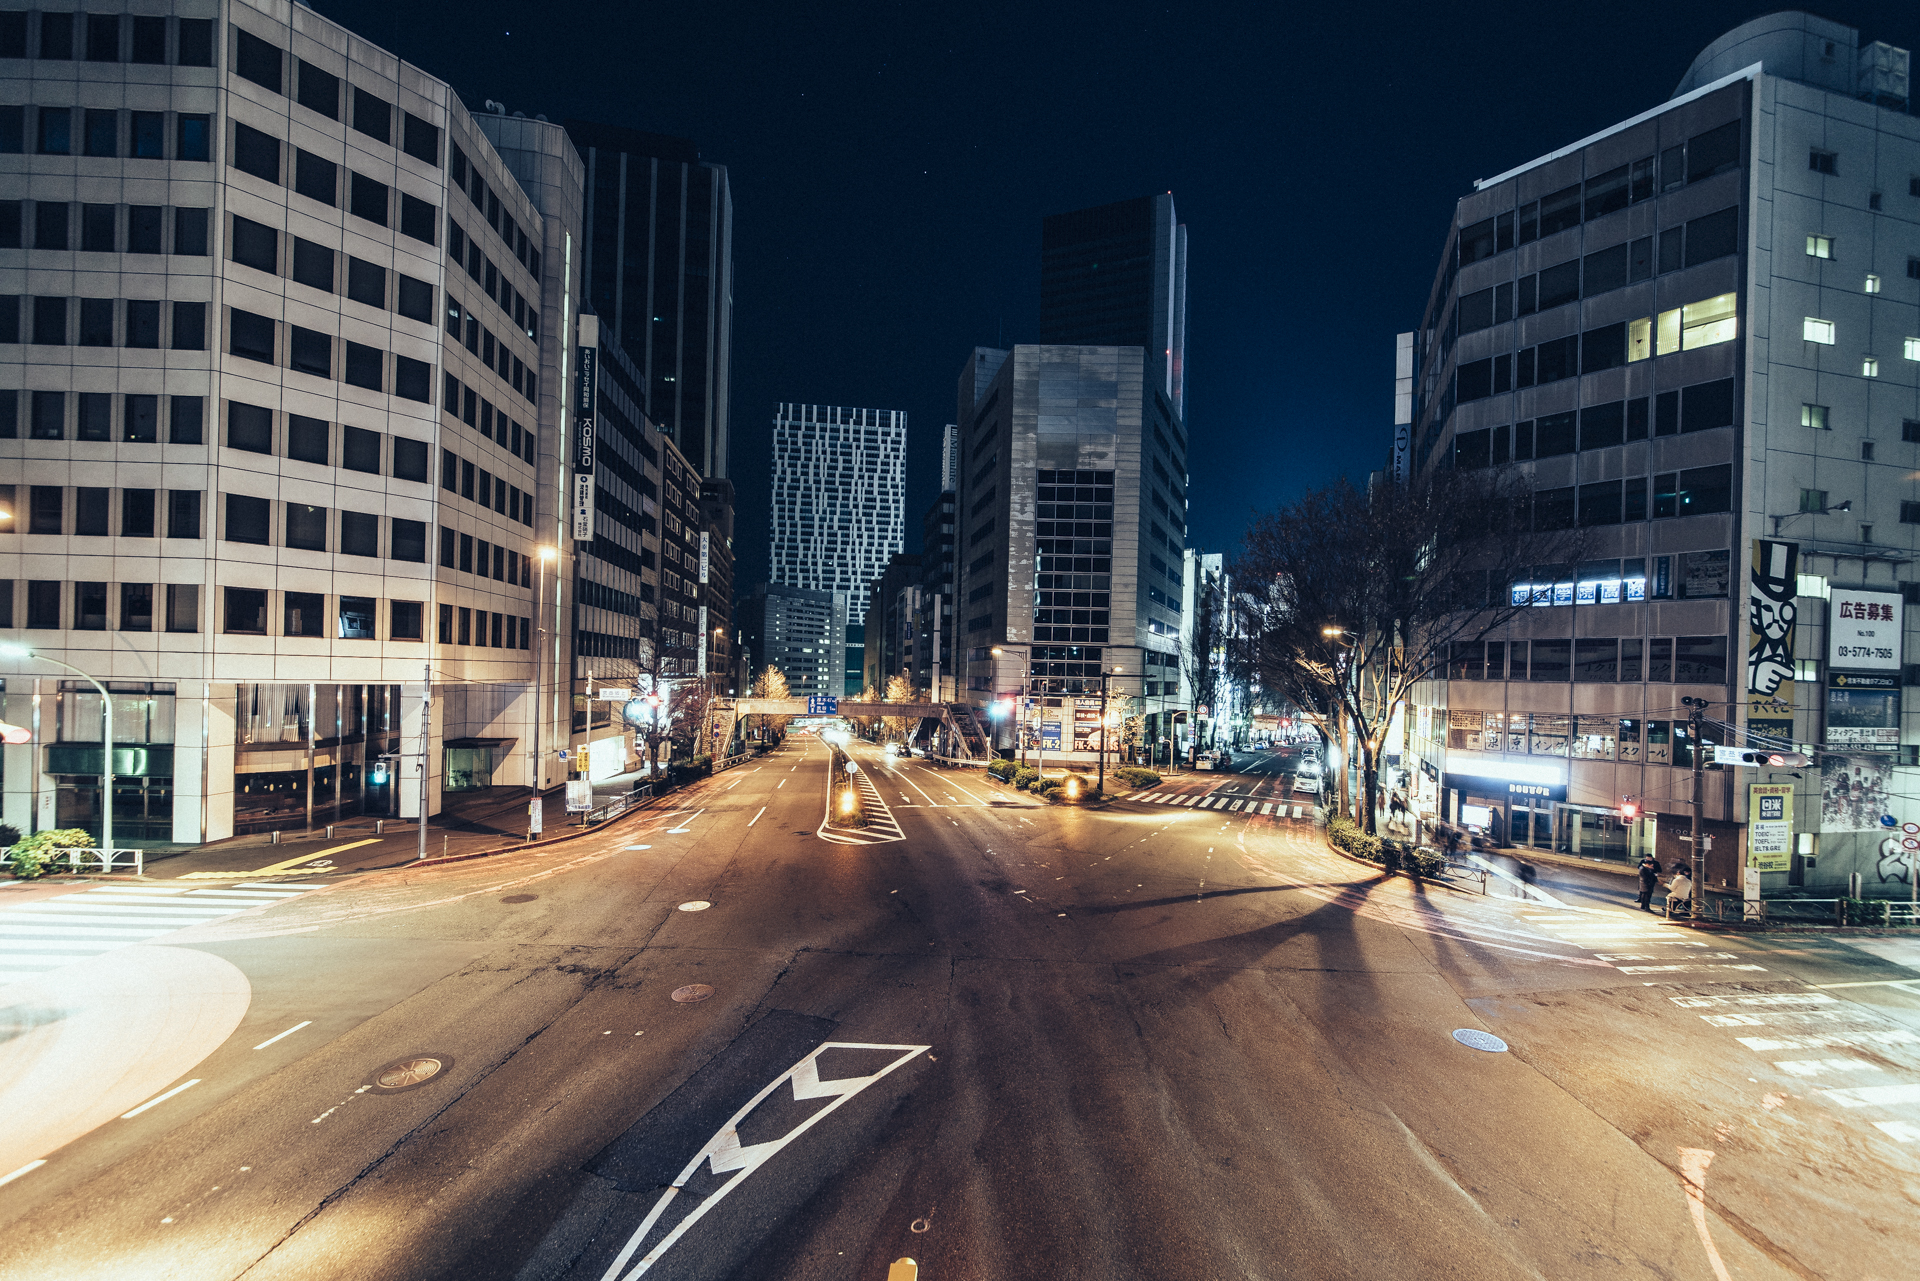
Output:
[{"xmin": 1292, "ymin": 772, "xmax": 1322, "ymax": 796}]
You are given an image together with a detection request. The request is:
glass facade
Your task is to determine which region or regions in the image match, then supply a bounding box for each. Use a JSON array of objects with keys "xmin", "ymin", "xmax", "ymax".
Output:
[{"xmin": 233, "ymin": 683, "xmax": 402, "ymax": 833}]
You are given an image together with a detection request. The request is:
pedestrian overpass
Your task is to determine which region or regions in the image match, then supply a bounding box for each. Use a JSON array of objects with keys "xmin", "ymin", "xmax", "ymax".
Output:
[{"xmin": 711, "ymin": 699, "xmax": 994, "ymax": 760}]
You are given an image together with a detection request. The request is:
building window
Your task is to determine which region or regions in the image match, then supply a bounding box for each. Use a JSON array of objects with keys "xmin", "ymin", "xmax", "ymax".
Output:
[
  {"xmin": 1802, "ymin": 404, "xmax": 1829, "ymax": 430},
  {"xmin": 1901, "ymin": 502, "xmax": 1920, "ymax": 525},
  {"xmin": 224, "ymin": 494, "xmax": 270, "ymax": 545},
  {"xmin": 392, "ymin": 601, "xmax": 423, "ymax": 640},
  {"xmin": 1865, "ymin": 273, "xmax": 1882, "ymax": 294},
  {"xmin": 1905, "ymin": 337, "xmax": 1920, "ymax": 362},
  {"xmin": 224, "ymin": 587, "xmax": 268, "ymax": 634},
  {"xmin": 1864, "ymin": 356, "xmax": 1880, "ymax": 377},
  {"xmin": 338, "ymin": 596, "xmax": 376, "ymax": 639},
  {"xmin": 1808, "ymin": 235, "xmax": 1833, "ymax": 258},
  {"xmin": 166, "ymin": 584, "xmax": 200, "ymax": 633},
  {"xmin": 284, "ymin": 591, "xmax": 325, "ymax": 637},
  {"xmin": 1810, "ymin": 149, "xmax": 1837, "ymax": 175},
  {"xmin": 1863, "ymin": 440, "xmax": 1876, "ymax": 461},
  {"xmin": 1801, "ymin": 488, "xmax": 1828, "ymax": 513},
  {"xmin": 1803, "ymin": 317, "xmax": 1835, "ymax": 344}
]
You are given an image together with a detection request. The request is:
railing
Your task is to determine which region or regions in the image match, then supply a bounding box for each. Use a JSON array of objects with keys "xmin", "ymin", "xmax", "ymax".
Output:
[
  {"xmin": 0, "ymin": 846, "xmax": 145, "ymax": 876},
  {"xmin": 926, "ymin": 754, "xmax": 990, "ymax": 768},
  {"xmin": 713, "ymin": 752, "xmax": 752, "ymax": 772}
]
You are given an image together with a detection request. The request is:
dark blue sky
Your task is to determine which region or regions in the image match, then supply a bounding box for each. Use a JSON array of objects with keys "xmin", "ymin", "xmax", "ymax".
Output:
[{"xmin": 318, "ymin": 1, "xmax": 1920, "ymax": 593}]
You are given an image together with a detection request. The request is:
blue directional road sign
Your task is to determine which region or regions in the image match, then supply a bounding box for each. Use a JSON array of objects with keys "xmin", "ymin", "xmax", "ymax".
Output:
[{"xmin": 807, "ymin": 695, "xmax": 839, "ymax": 715}]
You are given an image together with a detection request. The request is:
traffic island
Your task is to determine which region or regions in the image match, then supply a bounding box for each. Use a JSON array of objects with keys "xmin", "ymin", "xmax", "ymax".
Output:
[{"xmin": 825, "ymin": 746, "xmax": 869, "ymax": 830}]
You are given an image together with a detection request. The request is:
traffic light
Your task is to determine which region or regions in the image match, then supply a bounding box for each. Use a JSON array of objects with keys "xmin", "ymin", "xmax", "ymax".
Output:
[
  {"xmin": 1711, "ymin": 747, "xmax": 1811, "ymax": 768},
  {"xmin": 1619, "ymin": 797, "xmax": 1640, "ymax": 821},
  {"xmin": 0, "ymin": 720, "xmax": 30, "ymax": 745}
]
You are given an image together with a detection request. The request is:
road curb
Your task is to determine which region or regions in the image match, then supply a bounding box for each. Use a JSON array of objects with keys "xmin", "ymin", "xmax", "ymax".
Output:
[
  {"xmin": 371, "ymin": 788, "xmax": 694, "ymax": 871},
  {"xmin": 1320, "ymin": 833, "xmax": 1480, "ymax": 898}
]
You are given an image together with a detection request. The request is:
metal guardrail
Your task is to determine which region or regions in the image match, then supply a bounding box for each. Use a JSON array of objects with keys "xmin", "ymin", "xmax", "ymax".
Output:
[
  {"xmin": 0, "ymin": 845, "xmax": 144, "ymax": 876},
  {"xmin": 713, "ymin": 752, "xmax": 752, "ymax": 772},
  {"xmin": 926, "ymin": 754, "xmax": 989, "ymax": 767}
]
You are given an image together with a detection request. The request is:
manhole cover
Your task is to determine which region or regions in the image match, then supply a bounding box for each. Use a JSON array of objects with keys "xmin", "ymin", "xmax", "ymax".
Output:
[
  {"xmin": 671, "ymin": 984, "xmax": 715, "ymax": 1003},
  {"xmin": 678, "ymin": 901, "xmax": 711, "ymax": 912},
  {"xmin": 369, "ymin": 1053, "xmax": 454, "ymax": 1092},
  {"xmin": 1452, "ymin": 1028, "xmax": 1508, "ymax": 1053},
  {"xmin": 501, "ymin": 894, "xmax": 536, "ymax": 903}
]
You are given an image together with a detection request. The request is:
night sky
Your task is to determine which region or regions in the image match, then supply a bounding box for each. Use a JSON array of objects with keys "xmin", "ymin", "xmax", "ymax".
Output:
[{"xmin": 317, "ymin": 0, "xmax": 1920, "ymax": 596}]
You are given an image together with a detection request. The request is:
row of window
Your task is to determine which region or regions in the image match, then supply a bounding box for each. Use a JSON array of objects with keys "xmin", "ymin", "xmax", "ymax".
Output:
[
  {"xmin": 225, "ymin": 403, "xmax": 429, "ymax": 482},
  {"xmin": 435, "ymin": 528, "xmax": 529, "ymax": 586},
  {"xmin": 0, "ymin": 105, "xmax": 210, "ymax": 161},
  {"xmin": 231, "ymin": 122, "xmax": 437, "ymax": 245},
  {"xmin": 0, "ymin": 390, "xmax": 203, "ymax": 443},
  {"xmin": 444, "ymin": 299, "xmax": 537, "ymax": 399},
  {"xmin": 0, "ymin": 579, "xmax": 201, "ymax": 632},
  {"xmin": 1036, "ymin": 572, "xmax": 1112, "ymax": 592},
  {"xmin": 0, "ymin": 200, "xmax": 207, "ymax": 254},
  {"xmin": 1455, "ymin": 295, "xmax": 1736, "ymax": 403},
  {"xmin": 0, "ymin": 12, "xmax": 213, "ymax": 66},
  {"xmin": 222, "ymin": 494, "xmax": 425, "ymax": 561},
  {"xmin": 227, "ymin": 307, "xmax": 432, "ymax": 402},
  {"xmin": 439, "ymin": 449, "xmax": 537, "ymax": 526},
  {"xmin": 230, "ymin": 215, "xmax": 437, "ymax": 324},
  {"xmin": 1523, "ymin": 464, "xmax": 1734, "ymax": 529},
  {"xmin": 1447, "ymin": 635, "xmax": 1727, "ymax": 685},
  {"xmin": 1458, "ymin": 121, "xmax": 1740, "ymax": 265},
  {"xmin": 234, "ymin": 27, "xmax": 442, "ymax": 166},
  {"xmin": 446, "ymin": 218, "xmax": 538, "ymax": 341},
  {"xmin": 3, "ymin": 484, "xmax": 201, "ymax": 538},
  {"xmin": 1033, "ymin": 625, "xmax": 1109, "ymax": 644},
  {"xmin": 1458, "ymin": 208, "xmax": 1737, "ymax": 334},
  {"xmin": 442, "ymin": 375, "xmax": 537, "ymax": 464},
  {"xmin": 0, "ymin": 293, "xmax": 206, "ymax": 349},
  {"xmin": 1495, "ymin": 550, "xmax": 1730, "ymax": 607},
  {"xmin": 447, "ymin": 145, "xmax": 540, "ymax": 282},
  {"xmin": 1453, "ymin": 378, "xmax": 1736, "ymax": 466}
]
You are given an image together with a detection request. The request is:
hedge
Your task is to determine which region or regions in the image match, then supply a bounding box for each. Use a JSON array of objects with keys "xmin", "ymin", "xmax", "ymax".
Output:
[
  {"xmin": 987, "ymin": 758, "xmax": 1017, "ymax": 781},
  {"xmin": 1113, "ymin": 767, "xmax": 1161, "ymax": 789},
  {"xmin": 4, "ymin": 828, "xmax": 95, "ymax": 879},
  {"xmin": 1327, "ymin": 818, "xmax": 1446, "ymax": 879}
]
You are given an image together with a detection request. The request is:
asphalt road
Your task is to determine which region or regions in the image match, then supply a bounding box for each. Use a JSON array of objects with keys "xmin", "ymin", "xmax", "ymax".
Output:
[{"xmin": 1, "ymin": 739, "xmax": 1917, "ymax": 1280}]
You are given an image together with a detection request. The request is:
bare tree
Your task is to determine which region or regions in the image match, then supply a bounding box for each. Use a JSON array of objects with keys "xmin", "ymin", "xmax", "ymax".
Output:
[
  {"xmin": 1234, "ymin": 470, "xmax": 1585, "ymax": 834},
  {"xmin": 751, "ymin": 666, "xmax": 792, "ymax": 741},
  {"xmin": 882, "ymin": 674, "xmax": 915, "ymax": 744}
]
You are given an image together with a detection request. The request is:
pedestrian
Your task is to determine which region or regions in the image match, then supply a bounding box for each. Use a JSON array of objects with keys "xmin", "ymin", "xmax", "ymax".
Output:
[
  {"xmin": 1667, "ymin": 866, "xmax": 1693, "ymax": 917},
  {"xmin": 1636, "ymin": 852, "xmax": 1662, "ymax": 911},
  {"xmin": 1443, "ymin": 826, "xmax": 1460, "ymax": 860}
]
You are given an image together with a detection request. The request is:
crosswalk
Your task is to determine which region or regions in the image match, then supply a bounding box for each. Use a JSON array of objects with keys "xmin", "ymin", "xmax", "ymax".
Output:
[
  {"xmin": 0, "ymin": 882, "xmax": 307, "ymax": 985},
  {"xmin": 1128, "ymin": 791, "xmax": 1314, "ymax": 819}
]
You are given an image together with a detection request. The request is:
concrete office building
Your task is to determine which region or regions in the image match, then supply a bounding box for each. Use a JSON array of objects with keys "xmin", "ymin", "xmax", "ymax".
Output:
[
  {"xmin": 918, "ymin": 429, "xmax": 956, "ymax": 700},
  {"xmin": 1403, "ymin": 12, "xmax": 1920, "ymax": 895},
  {"xmin": 565, "ymin": 120, "xmax": 731, "ymax": 481},
  {"xmin": 860, "ymin": 550, "xmax": 920, "ymax": 695},
  {"xmin": 768, "ymin": 401, "xmax": 905, "ymax": 691},
  {"xmin": 737, "ymin": 580, "xmax": 844, "ymax": 703},
  {"xmin": 0, "ymin": 0, "xmax": 581, "ymax": 841}
]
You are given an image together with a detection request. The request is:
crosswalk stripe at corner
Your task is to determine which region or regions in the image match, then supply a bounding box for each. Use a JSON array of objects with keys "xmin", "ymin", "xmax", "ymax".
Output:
[{"xmin": 0, "ymin": 883, "xmax": 310, "ymax": 986}]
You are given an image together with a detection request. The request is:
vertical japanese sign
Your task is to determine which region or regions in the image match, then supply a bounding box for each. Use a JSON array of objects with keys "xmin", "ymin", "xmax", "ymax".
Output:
[
  {"xmin": 1748, "ymin": 782, "xmax": 1793, "ymax": 872},
  {"xmin": 571, "ymin": 314, "xmax": 599, "ymax": 542},
  {"xmin": 699, "ymin": 531, "xmax": 710, "ymax": 584},
  {"xmin": 1745, "ymin": 539, "xmax": 1798, "ymax": 739},
  {"xmin": 698, "ymin": 605, "xmax": 709, "ymax": 677}
]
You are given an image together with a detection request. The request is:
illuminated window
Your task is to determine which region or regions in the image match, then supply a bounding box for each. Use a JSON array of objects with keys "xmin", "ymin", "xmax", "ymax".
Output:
[
  {"xmin": 1807, "ymin": 235, "xmax": 1833, "ymax": 258},
  {"xmin": 1905, "ymin": 336, "xmax": 1920, "ymax": 361},
  {"xmin": 1656, "ymin": 307, "xmax": 1681, "ymax": 355},
  {"xmin": 1865, "ymin": 273, "xmax": 1882, "ymax": 293},
  {"xmin": 1628, "ymin": 316, "xmax": 1653, "ymax": 362},
  {"xmin": 1864, "ymin": 356, "xmax": 1880, "ymax": 377},
  {"xmin": 1803, "ymin": 317, "xmax": 1835, "ymax": 344},
  {"xmin": 1802, "ymin": 403, "xmax": 1829, "ymax": 430},
  {"xmin": 1681, "ymin": 293, "xmax": 1736, "ymax": 349}
]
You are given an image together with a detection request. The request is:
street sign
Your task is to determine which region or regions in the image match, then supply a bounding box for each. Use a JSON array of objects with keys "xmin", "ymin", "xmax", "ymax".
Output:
[
  {"xmin": 565, "ymin": 779, "xmax": 593, "ymax": 812},
  {"xmin": 1713, "ymin": 746, "xmax": 1810, "ymax": 767},
  {"xmin": 597, "ymin": 687, "xmax": 632, "ymax": 701},
  {"xmin": 807, "ymin": 695, "xmax": 839, "ymax": 715}
]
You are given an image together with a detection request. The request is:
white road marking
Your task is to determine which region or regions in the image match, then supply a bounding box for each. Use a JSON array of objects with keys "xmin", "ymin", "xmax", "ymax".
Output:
[
  {"xmin": 253, "ymin": 1021, "xmax": 312, "ymax": 1050},
  {"xmin": 1737, "ymin": 1031, "xmax": 1919, "ymax": 1051},
  {"xmin": 896, "ymin": 771, "xmax": 946, "ymax": 808},
  {"xmin": 0, "ymin": 885, "xmax": 308, "ymax": 985},
  {"xmin": 602, "ymin": 1042, "xmax": 930, "ymax": 1280},
  {"xmin": 929, "ymin": 771, "xmax": 988, "ymax": 804},
  {"xmin": 1874, "ymin": 1120, "xmax": 1920, "ymax": 1142},
  {"xmin": 1775, "ymin": 1058, "xmax": 1883, "ymax": 1076},
  {"xmin": 748, "ymin": 807, "xmax": 766, "ymax": 827},
  {"xmin": 121, "ymin": 1079, "xmax": 202, "ymax": 1119},
  {"xmin": 1822, "ymin": 1083, "xmax": 1920, "ymax": 1107},
  {"xmin": 0, "ymin": 1160, "xmax": 46, "ymax": 1188},
  {"xmin": 777, "ymin": 780, "xmax": 786, "ymax": 788}
]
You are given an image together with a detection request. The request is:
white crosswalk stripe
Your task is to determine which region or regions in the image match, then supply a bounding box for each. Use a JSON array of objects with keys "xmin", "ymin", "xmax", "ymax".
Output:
[
  {"xmin": 1260, "ymin": 803, "xmax": 1273, "ymax": 815},
  {"xmin": 0, "ymin": 883, "xmax": 306, "ymax": 984}
]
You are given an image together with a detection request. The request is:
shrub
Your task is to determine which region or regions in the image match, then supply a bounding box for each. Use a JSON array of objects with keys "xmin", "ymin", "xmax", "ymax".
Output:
[
  {"xmin": 1405, "ymin": 848, "xmax": 1447, "ymax": 878},
  {"xmin": 6, "ymin": 828, "xmax": 94, "ymax": 879},
  {"xmin": 1327, "ymin": 817, "xmax": 1384, "ymax": 865},
  {"xmin": 1012, "ymin": 766, "xmax": 1040, "ymax": 790},
  {"xmin": 987, "ymin": 758, "xmax": 1016, "ymax": 781},
  {"xmin": 1114, "ymin": 767, "xmax": 1161, "ymax": 789}
]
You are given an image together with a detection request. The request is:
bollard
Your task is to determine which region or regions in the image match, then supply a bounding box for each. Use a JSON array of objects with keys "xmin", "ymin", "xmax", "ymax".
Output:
[
  {"xmin": 375, "ymin": 819, "xmax": 385, "ymax": 834},
  {"xmin": 270, "ymin": 830, "xmax": 281, "ymax": 846},
  {"xmin": 325, "ymin": 824, "xmax": 335, "ymax": 839}
]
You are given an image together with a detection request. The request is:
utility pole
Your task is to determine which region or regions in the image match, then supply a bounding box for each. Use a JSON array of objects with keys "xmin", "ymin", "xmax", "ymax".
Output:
[
  {"xmin": 1683, "ymin": 695, "xmax": 1709, "ymax": 922},
  {"xmin": 418, "ymin": 658, "xmax": 431, "ymax": 860},
  {"xmin": 1097, "ymin": 669, "xmax": 1110, "ymax": 794}
]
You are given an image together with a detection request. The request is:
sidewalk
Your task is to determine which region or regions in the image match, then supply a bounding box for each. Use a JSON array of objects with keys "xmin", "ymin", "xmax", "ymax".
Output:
[{"xmin": 98, "ymin": 784, "xmax": 637, "ymax": 882}]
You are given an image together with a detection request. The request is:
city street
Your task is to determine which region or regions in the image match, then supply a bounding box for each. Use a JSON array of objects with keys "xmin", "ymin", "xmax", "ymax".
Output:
[{"xmin": 1, "ymin": 738, "xmax": 1916, "ymax": 1281}]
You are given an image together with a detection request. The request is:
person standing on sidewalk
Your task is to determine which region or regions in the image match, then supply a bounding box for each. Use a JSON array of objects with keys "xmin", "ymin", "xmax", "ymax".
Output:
[{"xmin": 1636, "ymin": 853, "xmax": 1663, "ymax": 911}]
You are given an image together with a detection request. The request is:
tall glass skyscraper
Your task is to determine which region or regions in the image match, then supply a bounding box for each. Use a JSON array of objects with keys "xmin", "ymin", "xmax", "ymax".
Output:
[
  {"xmin": 564, "ymin": 120, "xmax": 733, "ymax": 480},
  {"xmin": 1040, "ymin": 193, "xmax": 1188, "ymax": 418},
  {"xmin": 769, "ymin": 404, "xmax": 907, "ymax": 629}
]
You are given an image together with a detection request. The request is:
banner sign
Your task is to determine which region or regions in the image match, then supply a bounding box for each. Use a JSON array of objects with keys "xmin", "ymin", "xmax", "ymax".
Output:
[
  {"xmin": 571, "ymin": 315, "xmax": 599, "ymax": 542},
  {"xmin": 1748, "ymin": 782, "xmax": 1793, "ymax": 872},
  {"xmin": 1828, "ymin": 588, "xmax": 1902, "ymax": 672},
  {"xmin": 699, "ymin": 531, "xmax": 710, "ymax": 585},
  {"xmin": 1826, "ymin": 673, "xmax": 1900, "ymax": 749},
  {"xmin": 1746, "ymin": 539, "xmax": 1797, "ymax": 739},
  {"xmin": 697, "ymin": 604, "xmax": 709, "ymax": 677}
]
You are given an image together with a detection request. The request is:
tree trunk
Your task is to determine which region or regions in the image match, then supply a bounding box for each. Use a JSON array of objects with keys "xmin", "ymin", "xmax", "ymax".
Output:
[{"xmin": 1361, "ymin": 759, "xmax": 1379, "ymax": 836}]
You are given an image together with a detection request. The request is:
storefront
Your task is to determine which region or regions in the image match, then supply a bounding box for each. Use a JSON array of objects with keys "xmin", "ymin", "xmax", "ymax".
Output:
[{"xmin": 1441, "ymin": 752, "xmax": 1568, "ymax": 849}]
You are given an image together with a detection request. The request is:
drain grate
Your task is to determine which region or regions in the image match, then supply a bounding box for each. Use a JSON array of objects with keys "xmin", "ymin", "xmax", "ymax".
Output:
[
  {"xmin": 368, "ymin": 1053, "xmax": 455, "ymax": 1092},
  {"xmin": 671, "ymin": 984, "xmax": 715, "ymax": 1003}
]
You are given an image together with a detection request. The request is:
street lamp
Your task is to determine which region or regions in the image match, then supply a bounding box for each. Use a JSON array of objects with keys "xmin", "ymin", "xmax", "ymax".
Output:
[
  {"xmin": 528, "ymin": 545, "xmax": 559, "ymax": 838},
  {"xmin": 0, "ymin": 642, "xmax": 114, "ymax": 858}
]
